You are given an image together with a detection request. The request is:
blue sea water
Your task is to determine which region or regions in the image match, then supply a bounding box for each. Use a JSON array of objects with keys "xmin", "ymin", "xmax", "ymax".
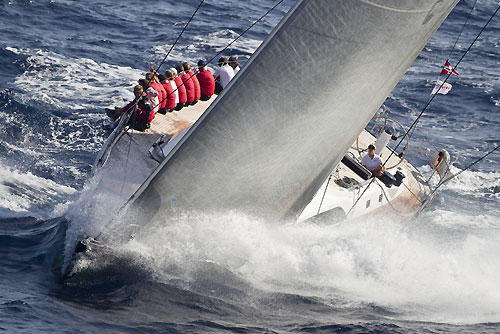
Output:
[{"xmin": 0, "ymin": 0, "xmax": 499, "ymax": 333}]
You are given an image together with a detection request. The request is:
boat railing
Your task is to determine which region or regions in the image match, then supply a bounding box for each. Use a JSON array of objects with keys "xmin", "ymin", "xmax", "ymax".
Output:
[{"xmin": 93, "ymin": 109, "xmax": 133, "ymax": 170}]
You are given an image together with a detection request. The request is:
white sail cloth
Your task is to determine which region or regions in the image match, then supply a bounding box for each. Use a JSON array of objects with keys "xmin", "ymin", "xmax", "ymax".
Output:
[{"xmin": 126, "ymin": 0, "xmax": 459, "ymax": 224}]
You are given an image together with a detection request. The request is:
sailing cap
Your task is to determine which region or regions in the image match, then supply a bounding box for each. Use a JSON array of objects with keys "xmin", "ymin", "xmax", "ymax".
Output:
[{"xmin": 169, "ymin": 67, "xmax": 177, "ymax": 75}]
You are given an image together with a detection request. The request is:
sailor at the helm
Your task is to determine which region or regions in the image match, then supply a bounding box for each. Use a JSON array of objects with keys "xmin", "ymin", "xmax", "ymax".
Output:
[{"xmin": 361, "ymin": 144, "xmax": 386, "ymax": 177}]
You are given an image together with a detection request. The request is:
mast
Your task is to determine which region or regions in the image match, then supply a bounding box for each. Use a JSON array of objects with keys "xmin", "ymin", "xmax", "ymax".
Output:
[{"xmin": 124, "ymin": 0, "xmax": 459, "ymax": 225}]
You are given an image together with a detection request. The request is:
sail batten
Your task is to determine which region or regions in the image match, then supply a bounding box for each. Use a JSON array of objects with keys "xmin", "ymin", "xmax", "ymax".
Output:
[{"xmin": 126, "ymin": 0, "xmax": 459, "ymax": 225}]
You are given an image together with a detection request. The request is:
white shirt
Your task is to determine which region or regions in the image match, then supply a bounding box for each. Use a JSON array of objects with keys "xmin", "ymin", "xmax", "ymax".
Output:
[
  {"xmin": 213, "ymin": 64, "xmax": 235, "ymax": 88},
  {"xmin": 169, "ymin": 79, "xmax": 179, "ymax": 104},
  {"xmin": 361, "ymin": 153, "xmax": 382, "ymax": 171},
  {"xmin": 233, "ymin": 65, "xmax": 240, "ymax": 74},
  {"xmin": 146, "ymin": 87, "xmax": 159, "ymax": 113}
]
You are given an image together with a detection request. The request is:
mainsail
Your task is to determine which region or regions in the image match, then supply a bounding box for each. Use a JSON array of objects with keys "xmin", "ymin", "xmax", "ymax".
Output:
[{"xmin": 125, "ymin": 0, "xmax": 459, "ymax": 223}]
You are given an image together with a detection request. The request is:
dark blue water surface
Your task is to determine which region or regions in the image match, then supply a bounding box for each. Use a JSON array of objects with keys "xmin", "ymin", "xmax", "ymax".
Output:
[{"xmin": 0, "ymin": 0, "xmax": 499, "ymax": 333}]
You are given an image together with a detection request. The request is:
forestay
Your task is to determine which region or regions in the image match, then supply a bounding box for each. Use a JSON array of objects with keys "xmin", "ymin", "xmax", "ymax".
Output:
[{"xmin": 125, "ymin": 0, "xmax": 459, "ymax": 224}]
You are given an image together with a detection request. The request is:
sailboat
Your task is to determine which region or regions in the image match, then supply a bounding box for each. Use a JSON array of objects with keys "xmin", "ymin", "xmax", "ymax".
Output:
[{"xmin": 63, "ymin": 0, "xmax": 460, "ymax": 279}]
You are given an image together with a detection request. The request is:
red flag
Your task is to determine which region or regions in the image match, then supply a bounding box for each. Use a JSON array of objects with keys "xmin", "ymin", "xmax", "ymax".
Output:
[{"xmin": 440, "ymin": 60, "xmax": 459, "ymax": 76}]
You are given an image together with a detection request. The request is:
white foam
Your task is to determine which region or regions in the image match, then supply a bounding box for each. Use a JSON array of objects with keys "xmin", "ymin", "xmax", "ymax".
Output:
[
  {"xmin": 105, "ymin": 207, "xmax": 500, "ymax": 324},
  {"xmin": 8, "ymin": 47, "xmax": 141, "ymax": 110},
  {"xmin": 0, "ymin": 161, "xmax": 76, "ymax": 219},
  {"xmin": 151, "ymin": 30, "xmax": 262, "ymax": 66}
]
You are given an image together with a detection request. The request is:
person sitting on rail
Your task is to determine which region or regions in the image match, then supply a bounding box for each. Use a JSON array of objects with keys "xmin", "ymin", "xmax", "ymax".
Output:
[
  {"xmin": 213, "ymin": 56, "xmax": 234, "ymax": 95},
  {"xmin": 228, "ymin": 55, "xmax": 240, "ymax": 75},
  {"xmin": 196, "ymin": 59, "xmax": 215, "ymax": 101},
  {"xmin": 144, "ymin": 72, "xmax": 162, "ymax": 115},
  {"xmin": 165, "ymin": 70, "xmax": 179, "ymax": 106},
  {"xmin": 361, "ymin": 144, "xmax": 386, "ymax": 177},
  {"xmin": 159, "ymin": 73, "xmax": 176, "ymax": 113},
  {"xmin": 148, "ymin": 69, "xmax": 167, "ymax": 114},
  {"xmin": 178, "ymin": 64, "xmax": 195, "ymax": 106},
  {"xmin": 170, "ymin": 67, "xmax": 186, "ymax": 111},
  {"xmin": 184, "ymin": 62, "xmax": 201, "ymax": 105},
  {"xmin": 138, "ymin": 78, "xmax": 159, "ymax": 122},
  {"xmin": 103, "ymin": 85, "xmax": 152, "ymax": 133}
]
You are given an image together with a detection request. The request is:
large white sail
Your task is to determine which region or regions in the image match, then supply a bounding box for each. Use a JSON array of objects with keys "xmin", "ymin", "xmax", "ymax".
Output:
[{"xmin": 125, "ymin": 0, "xmax": 458, "ymax": 223}]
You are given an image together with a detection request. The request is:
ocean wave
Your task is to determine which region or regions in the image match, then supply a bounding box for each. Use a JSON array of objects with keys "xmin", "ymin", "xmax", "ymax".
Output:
[
  {"xmin": 7, "ymin": 47, "xmax": 141, "ymax": 111},
  {"xmin": 0, "ymin": 162, "xmax": 76, "ymax": 220}
]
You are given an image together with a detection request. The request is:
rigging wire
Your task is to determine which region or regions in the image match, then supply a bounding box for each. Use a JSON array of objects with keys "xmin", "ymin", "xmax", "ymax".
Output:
[
  {"xmin": 153, "ymin": 0, "xmax": 205, "ymax": 75},
  {"xmin": 347, "ymin": 3, "xmax": 500, "ymax": 216},
  {"xmin": 150, "ymin": 0, "xmax": 286, "ymax": 111},
  {"xmin": 448, "ymin": 0, "xmax": 478, "ymax": 61},
  {"xmin": 317, "ymin": 174, "xmax": 332, "ymax": 215}
]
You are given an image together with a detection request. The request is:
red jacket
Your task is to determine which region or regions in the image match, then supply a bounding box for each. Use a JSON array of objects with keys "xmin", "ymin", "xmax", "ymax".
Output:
[
  {"xmin": 181, "ymin": 72, "xmax": 195, "ymax": 103},
  {"xmin": 161, "ymin": 81, "xmax": 176, "ymax": 110},
  {"xmin": 174, "ymin": 76, "xmax": 187, "ymax": 104},
  {"xmin": 117, "ymin": 99, "xmax": 136, "ymax": 117},
  {"xmin": 151, "ymin": 81, "xmax": 166, "ymax": 109},
  {"xmin": 190, "ymin": 70, "xmax": 201, "ymax": 100},
  {"xmin": 133, "ymin": 94, "xmax": 152, "ymax": 125},
  {"xmin": 196, "ymin": 69, "xmax": 215, "ymax": 97}
]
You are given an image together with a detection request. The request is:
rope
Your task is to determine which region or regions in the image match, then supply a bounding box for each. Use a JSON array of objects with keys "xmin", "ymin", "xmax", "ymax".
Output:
[{"xmin": 347, "ymin": 3, "xmax": 499, "ymax": 216}]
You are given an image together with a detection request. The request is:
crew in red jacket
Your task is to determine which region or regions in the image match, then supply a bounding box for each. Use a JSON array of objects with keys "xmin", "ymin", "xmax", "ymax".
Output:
[
  {"xmin": 146, "ymin": 72, "xmax": 165, "ymax": 113},
  {"xmin": 159, "ymin": 74, "xmax": 176, "ymax": 112},
  {"xmin": 196, "ymin": 59, "xmax": 215, "ymax": 101},
  {"xmin": 184, "ymin": 62, "xmax": 200, "ymax": 104},
  {"xmin": 171, "ymin": 67, "xmax": 187, "ymax": 111},
  {"xmin": 178, "ymin": 64, "xmax": 195, "ymax": 105},
  {"xmin": 103, "ymin": 85, "xmax": 151, "ymax": 132}
]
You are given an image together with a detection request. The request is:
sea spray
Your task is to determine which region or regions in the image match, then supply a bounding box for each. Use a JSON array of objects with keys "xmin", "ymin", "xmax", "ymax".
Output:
[{"xmin": 105, "ymin": 206, "xmax": 500, "ymax": 323}]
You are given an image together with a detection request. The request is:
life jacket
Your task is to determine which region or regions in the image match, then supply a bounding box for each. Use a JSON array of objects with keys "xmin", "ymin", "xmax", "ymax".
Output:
[
  {"xmin": 197, "ymin": 69, "xmax": 215, "ymax": 97},
  {"xmin": 181, "ymin": 72, "xmax": 195, "ymax": 103},
  {"xmin": 174, "ymin": 76, "xmax": 187, "ymax": 103},
  {"xmin": 190, "ymin": 70, "xmax": 201, "ymax": 100},
  {"xmin": 161, "ymin": 81, "xmax": 176, "ymax": 110}
]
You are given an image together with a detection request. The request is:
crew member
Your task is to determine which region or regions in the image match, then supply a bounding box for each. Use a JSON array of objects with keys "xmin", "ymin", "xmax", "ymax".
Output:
[
  {"xmin": 104, "ymin": 85, "xmax": 152, "ymax": 132},
  {"xmin": 196, "ymin": 59, "xmax": 215, "ymax": 101},
  {"xmin": 213, "ymin": 57, "xmax": 234, "ymax": 94},
  {"xmin": 159, "ymin": 74, "xmax": 176, "ymax": 112},
  {"xmin": 170, "ymin": 67, "xmax": 186, "ymax": 111},
  {"xmin": 184, "ymin": 62, "xmax": 201, "ymax": 104},
  {"xmin": 228, "ymin": 56, "xmax": 240, "ymax": 74},
  {"xmin": 361, "ymin": 144, "xmax": 385, "ymax": 177},
  {"xmin": 178, "ymin": 64, "xmax": 195, "ymax": 106}
]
